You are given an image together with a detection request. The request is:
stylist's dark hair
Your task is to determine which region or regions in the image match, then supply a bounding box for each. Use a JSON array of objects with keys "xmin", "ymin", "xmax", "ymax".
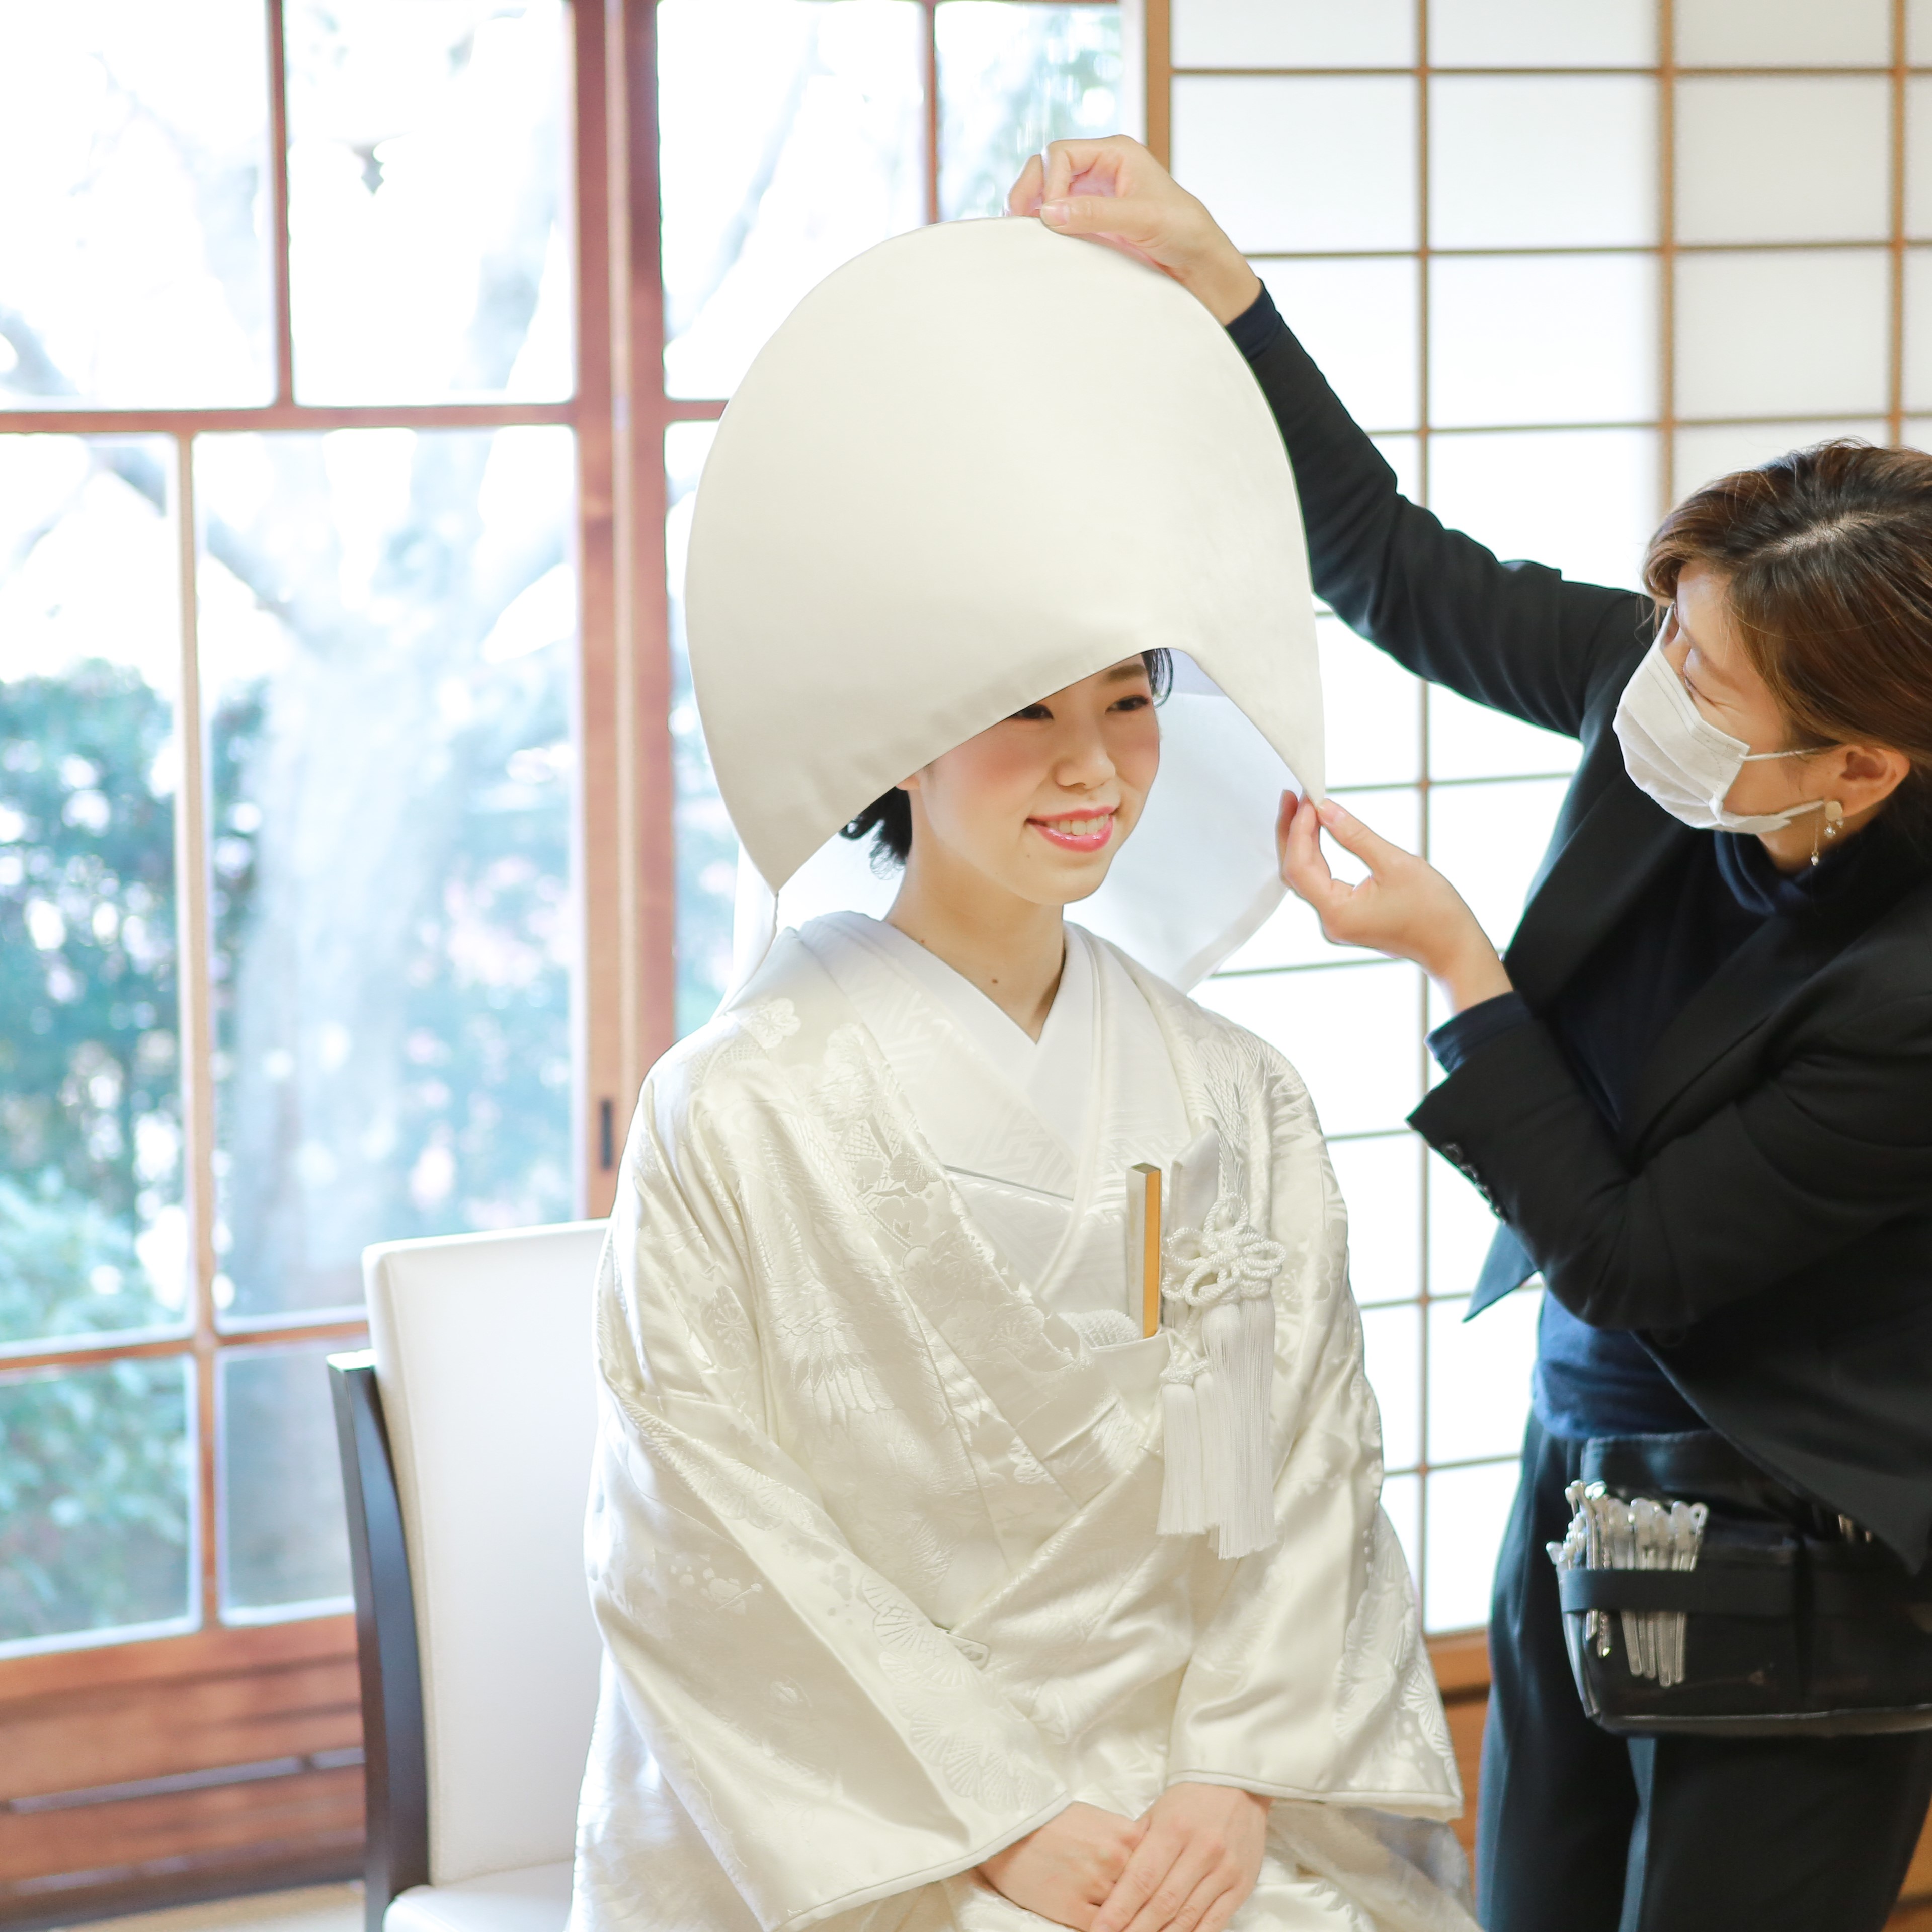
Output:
[
  {"xmin": 1643, "ymin": 439, "xmax": 1932, "ymax": 838},
  {"xmin": 841, "ymin": 649, "xmax": 1172, "ymax": 872}
]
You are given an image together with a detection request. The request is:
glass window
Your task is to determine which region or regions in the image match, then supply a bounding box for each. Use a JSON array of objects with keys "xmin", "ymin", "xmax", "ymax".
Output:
[
  {"xmin": 197, "ymin": 427, "xmax": 579, "ymax": 1320},
  {"xmin": 1, "ymin": 437, "xmax": 189, "ymax": 1352},
  {"xmin": 1676, "ymin": 78, "xmax": 1890, "ymax": 248},
  {"xmin": 285, "ymin": 0, "xmax": 575, "ymax": 404},
  {"xmin": 1171, "ymin": 76, "xmax": 1418, "ymax": 255},
  {"xmin": 937, "ymin": 5, "xmax": 1121, "ymax": 222},
  {"xmin": 0, "ymin": 1358, "xmax": 193, "ymax": 1656},
  {"xmin": 659, "ymin": 0, "xmax": 925, "ymax": 401},
  {"xmin": 1429, "ymin": 77, "xmax": 1658, "ymax": 252},
  {"xmin": 0, "ymin": 1, "xmax": 273, "ymax": 409},
  {"xmin": 218, "ymin": 1343, "xmax": 352, "ymax": 1619},
  {"xmin": 1171, "ymin": 0, "xmax": 1415, "ymax": 70}
]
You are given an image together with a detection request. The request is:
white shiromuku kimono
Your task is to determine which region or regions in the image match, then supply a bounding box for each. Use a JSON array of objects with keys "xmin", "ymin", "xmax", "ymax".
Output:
[{"xmin": 570, "ymin": 914, "xmax": 1475, "ymax": 1932}]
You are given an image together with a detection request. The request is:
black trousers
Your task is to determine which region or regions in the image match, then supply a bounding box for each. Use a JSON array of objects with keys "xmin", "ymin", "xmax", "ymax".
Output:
[{"xmin": 1477, "ymin": 1415, "xmax": 1932, "ymax": 1932}]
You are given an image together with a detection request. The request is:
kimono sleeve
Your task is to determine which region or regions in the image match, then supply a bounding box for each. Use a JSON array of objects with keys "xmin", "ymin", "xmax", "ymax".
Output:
[
  {"xmin": 1165, "ymin": 1059, "xmax": 1463, "ymax": 1819},
  {"xmin": 584, "ymin": 1063, "xmax": 1070, "ymax": 1932}
]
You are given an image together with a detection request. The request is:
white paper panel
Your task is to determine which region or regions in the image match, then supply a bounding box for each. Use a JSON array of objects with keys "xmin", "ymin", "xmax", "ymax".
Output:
[
  {"xmin": 1676, "ymin": 78, "xmax": 1889, "ymax": 246},
  {"xmin": 1427, "ymin": 427, "xmax": 1660, "ymax": 595},
  {"xmin": 1906, "ymin": 416, "xmax": 1932, "ymax": 453},
  {"xmin": 1429, "ymin": 76, "xmax": 1657, "ymax": 251},
  {"xmin": 1428, "ymin": 253, "xmax": 1659, "ymax": 428},
  {"xmin": 1429, "ymin": 1291, "xmax": 1541, "ymax": 1463},
  {"xmin": 1913, "ymin": 0, "xmax": 1932, "ymax": 66},
  {"xmin": 1674, "ymin": 0, "xmax": 1890, "ymax": 67},
  {"xmin": 1171, "ymin": 75, "xmax": 1418, "ymax": 253},
  {"xmin": 1192, "ymin": 958, "xmax": 1423, "ymax": 1137},
  {"xmin": 1428, "ymin": 0, "xmax": 1654, "ymax": 69},
  {"xmin": 1429, "ymin": 685, "xmax": 1582, "ymax": 783},
  {"xmin": 1330, "ymin": 1132, "xmax": 1422, "ymax": 1307},
  {"xmin": 1219, "ymin": 785, "xmax": 1420, "ymax": 972},
  {"xmin": 1171, "ymin": 0, "xmax": 1414, "ymax": 69},
  {"xmin": 1907, "ymin": 85, "xmax": 1932, "ymax": 242},
  {"xmin": 1320, "ymin": 613, "xmax": 1423, "ymax": 788},
  {"xmin": 1256, "ymin": 257, "xmax": 1419, "ymax": 430},
  {"xmin": 1674, "ymin": 249, "xmax": 1889, "ymax": 419},
  {"xmin": 1427, "ymin": 776, "xmax": 1571, "ymax": 953},
  {"xmin": 1362, "ymin": 1302, "xmax": 1422, "ymax": 1469},
  {"xmin": 1672, "ymin": 419, "xmax": 1889, "ymax": 501},
  {"xmin": 1372, "ymin": 432, "xmax": 1423, "ymax": 502},
  {"xmin": 1425, "ymin": 1459, "xmax": 1521, "ymax": 1632}
]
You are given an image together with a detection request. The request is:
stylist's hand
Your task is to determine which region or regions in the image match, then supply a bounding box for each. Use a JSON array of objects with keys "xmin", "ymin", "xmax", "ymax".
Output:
[
  {"xmin": 979, "ymin": 1802, "xmax": 1147, "ymax": 1930},
  {"xmin": 1279, "ymin": 793, "xmax": 1514, "ymax": 1014},
  {"xmin": 1007, "ymin": 137, "xmax": 1262, "ymax": 324},
  {"xmin": 1092, "ymin": 1783, "xmax": 1271, "ymax": 1932}
]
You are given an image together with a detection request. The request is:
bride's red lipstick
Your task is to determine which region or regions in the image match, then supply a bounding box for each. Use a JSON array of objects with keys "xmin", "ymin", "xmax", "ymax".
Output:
[{"xmin": 1028, "ymin": 806, "xmax": 1117, "ymax": 853}]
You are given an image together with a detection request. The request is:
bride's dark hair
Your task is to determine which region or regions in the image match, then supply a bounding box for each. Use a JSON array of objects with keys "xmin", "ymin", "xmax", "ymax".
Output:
[{"xmin": 840, "ymin": 649, "xmax": 1172, "ymax": 872}]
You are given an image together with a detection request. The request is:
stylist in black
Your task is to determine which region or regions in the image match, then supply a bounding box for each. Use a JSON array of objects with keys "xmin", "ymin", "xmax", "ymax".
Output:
[{"xmin": 1009, "ymin": 141, "xmax": 1932, "ymax": 1930}]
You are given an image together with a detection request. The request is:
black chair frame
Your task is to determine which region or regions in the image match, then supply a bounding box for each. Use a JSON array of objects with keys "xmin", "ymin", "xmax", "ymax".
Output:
[{"xmin": 329, "ymin": 1350, "xmax": 432, "ymax": 1932}]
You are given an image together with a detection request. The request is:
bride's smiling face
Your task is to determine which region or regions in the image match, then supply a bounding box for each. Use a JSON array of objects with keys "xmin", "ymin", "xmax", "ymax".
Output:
[{"xmin": 901, "ymin": 655, "xmax": 1161, "ymax": 907}]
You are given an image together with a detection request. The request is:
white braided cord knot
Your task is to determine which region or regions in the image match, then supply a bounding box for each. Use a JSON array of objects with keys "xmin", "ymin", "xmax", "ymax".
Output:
[{"xmin": 1162, "ymin": 1195, "xmax": 1285, "ymax": 1314}]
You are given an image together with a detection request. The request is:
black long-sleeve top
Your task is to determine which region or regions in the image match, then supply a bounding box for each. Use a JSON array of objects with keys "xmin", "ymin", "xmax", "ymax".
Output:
[{"xmin": 1224, "ymin": 285, "xmax": 1932, "ymax": 1559}]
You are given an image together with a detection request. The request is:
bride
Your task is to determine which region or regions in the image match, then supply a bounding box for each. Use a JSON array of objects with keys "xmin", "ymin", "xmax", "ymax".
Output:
[{"xmin": 568, "ymin": 218, "xmax": 1474, "ymax": 1932}]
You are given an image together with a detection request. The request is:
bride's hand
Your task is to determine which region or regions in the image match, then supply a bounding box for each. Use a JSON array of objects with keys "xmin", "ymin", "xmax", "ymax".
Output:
[
  {"xmin": 1091, "ymin": 1783, "xmax": 1271, "ymax": 1932},
  {"xmin": 1006, "ymin": 137, "xmax": 1262, "ymax": 325},
  {"xmin": 979, "ymin": 1802, "xmax": 1148, "ymax": 1929},
  {"xmin": 1278, "ymin": 792, "xmax": 1514, "ymax": 1014}
]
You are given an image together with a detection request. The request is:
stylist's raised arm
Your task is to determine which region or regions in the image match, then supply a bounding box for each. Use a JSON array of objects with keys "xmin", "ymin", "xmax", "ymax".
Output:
[{"xmin": 1007, "ymin": 137, "xmax": 1260, "ymax": 324}]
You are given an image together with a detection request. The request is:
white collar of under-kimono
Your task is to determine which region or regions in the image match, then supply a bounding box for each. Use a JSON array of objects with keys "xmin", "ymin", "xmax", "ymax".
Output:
[{"xmin": 684, "ymin": 216, "xmax": 1325, "ymax": 1000}]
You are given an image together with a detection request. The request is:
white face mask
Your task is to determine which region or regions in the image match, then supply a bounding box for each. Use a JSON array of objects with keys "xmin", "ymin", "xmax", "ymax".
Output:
[{"xmin": 1613, "ymin": 637, "xmax": 1824, "ymax": 835}]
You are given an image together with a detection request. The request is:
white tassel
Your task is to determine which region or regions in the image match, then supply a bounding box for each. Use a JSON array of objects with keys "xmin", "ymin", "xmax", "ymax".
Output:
[
  {"xmin": 1209, "ymin": 1294, "xmax": 1275, "ymax": 1559},
  {"xmin": 1158, "ymin": 1376, "xmax": 1208, "ymax": 1533}
]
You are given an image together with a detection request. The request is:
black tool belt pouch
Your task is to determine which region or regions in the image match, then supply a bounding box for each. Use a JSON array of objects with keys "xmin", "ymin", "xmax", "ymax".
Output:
[{"xmin": 1553, "ymin": 1430, "xmax": 1932, "ymax": 1738}]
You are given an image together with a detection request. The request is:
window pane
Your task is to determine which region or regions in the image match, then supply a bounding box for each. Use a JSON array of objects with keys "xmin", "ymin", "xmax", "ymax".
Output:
[
  {"xmin": 0, "ymin": 1, "xmax": 273, "ymax": 409},
  {"xmin": 1255, "ymin": 259, "xmax": 1419, "ymax": 432},
  {"xmin": 660, "ymin": 1, "xmax": 924, "ymax": 400},
  {"xmin": 219, "ymin": 1344, "xmax": 352, "ymax": 1618},
  {"xmin": 1, "ymin": 437, "xmax": 190, "ymax": 1349},
  {"xmin": 1172, "ymin": 0, "xmax": 1415, "ymax": 68},
  {"xmin": 1676, "ymin": 79, "xmax": 1889, "ymax": 248},
  {"xmin": 667, "ymin": 422, "xmax": 737, "ymax": 1037},
  {"xmin": 1672, "ymin": 418, "xmax": 1888, "ymax": 500},
  {"xmin": 1424, "ymin": 1457, "xmax": 1518, "ymax": 1632},
  {"xmin": 1429, "ymin": 1290, "xmax": 1540, "ymax": 1464},
  {"xmin": 1426, "ymin": 428, "xmax": 1659, "ymax": 595},
  {"xmin": 1908, "ymin": 84, "xmax": 1932, "ymax": 243},
  {"xmin": 1674, "ymin": 250, "xmax": 1889, "ymax": 420},
  {"xmin": 1171, "ymin": 77, "xmax": 1417, "ymax": 254},
  {"xmin": 1429, "ymin": 78, "xmax": 1657, "ymax": 252},
  {"xmin": 1906, "ymin": 251, "xmax": 1932, "ymax": 409},
  {"xmin": 1429, "ymin": 686, "xmax": 1581, "ymax": 784},
  {"xmin": 1428, "ymin": 0, "xmax": 1656, "ymax": 68},
  {"xmin": 0, "ymin": 1357, "xmax": 193, "ymax": 1654},
  {"xmin": 1333, "ymin": 1133, "xmax": 1421, "ymax": 1308},
  {"xmin": 1675, "ymin": 0, "xmax": 1890, "ymax": 67},
  {"xmin": 197, "ymin": 428, "xmax": 579, "ymax": 1320},
  {"xmin": 286, "ymin": 0, "xmax": 573, "ymax": 404},
  {"xmin": 1913, "ymin": 0, "xmax": 1932, "ymax": 67},
  {"xmin": 1362, "ymin": 1301, "xmax": 1421, "ymax": 1470},
  {"xmin": 1194, "ymin": 960, "xmax": 1423, "ymax": 1137},
  {"xmin": 1428, "ymin": 254, "xmax": 1659, "ymax": 429},
  {"xmin": 1427, "ymin": 776, "xmax": 1571, "ymax": 954},
  {"xmin": 937, "ymin": 5, "xmax": 1121, "ymax": 223},
  {"xmin": 1222, "ymin": 785, "xmax": 1419, "ymax": 973}
]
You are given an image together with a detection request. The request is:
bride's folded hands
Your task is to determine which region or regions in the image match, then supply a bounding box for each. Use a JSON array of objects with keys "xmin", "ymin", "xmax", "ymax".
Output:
[
  {"xmin": 1278, "ymin": 792, "xmax": 1514, "ymax": 1016},
  {"xmin": 978, "ymin": 1802, "xmax": 1147, "ymax": 1930},
  {"xmin": 1090, "ymin": 1783, "xmax": 1272, "ymax": 1932}
]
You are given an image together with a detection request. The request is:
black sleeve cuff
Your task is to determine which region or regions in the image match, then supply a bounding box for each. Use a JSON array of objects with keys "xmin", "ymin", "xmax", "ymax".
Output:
[
  {"xmin": 1225, "ymin": 281, "xmax": 1286, "ymax": 362},
  {"xmin": 1427, "ymin": 992, "xmax": 1533, "ymax": 1076}
]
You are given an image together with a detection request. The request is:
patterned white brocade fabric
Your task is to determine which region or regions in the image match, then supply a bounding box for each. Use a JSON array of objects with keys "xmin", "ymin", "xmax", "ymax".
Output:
[{"xmin": 568, "ymin": 923, "xmax": 1476, "ymax": 1932}]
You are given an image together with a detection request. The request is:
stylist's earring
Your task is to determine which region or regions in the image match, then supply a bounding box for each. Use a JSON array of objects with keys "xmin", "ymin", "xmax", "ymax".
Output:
[{"xmin": 1811, "ymin": 799, "xmax": 1845, "ymax": 867}]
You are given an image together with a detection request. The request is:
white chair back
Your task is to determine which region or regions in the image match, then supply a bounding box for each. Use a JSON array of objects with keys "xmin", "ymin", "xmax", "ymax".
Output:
[{"xmin": 364, "ymin": 1220, "xmax": 608, "ymax": 1888}]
